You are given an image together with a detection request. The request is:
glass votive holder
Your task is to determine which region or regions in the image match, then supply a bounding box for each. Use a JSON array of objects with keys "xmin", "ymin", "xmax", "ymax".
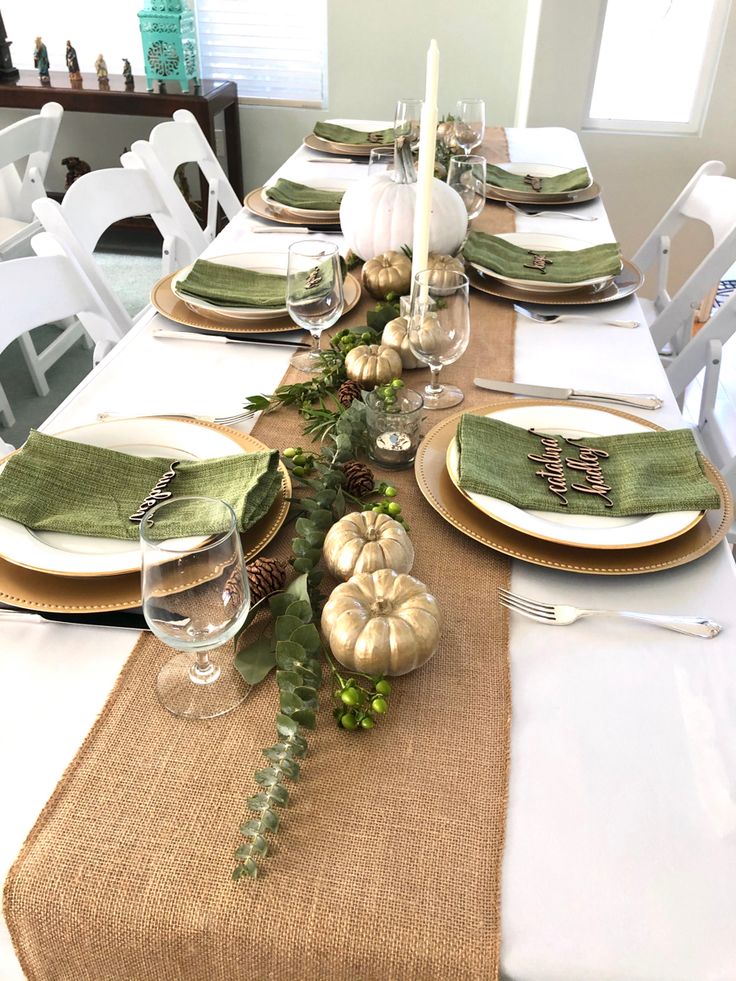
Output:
[{"xmin": 363, "ymin": 388, "xmax": 424, "ymax": 469}]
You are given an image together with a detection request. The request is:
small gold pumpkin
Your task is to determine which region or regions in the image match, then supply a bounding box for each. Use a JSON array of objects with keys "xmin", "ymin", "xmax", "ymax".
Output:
[
  {"xmin": 361, "ymin": 251, "xmax": 412, "ymax": 300},
  {"xmin": 321, "ymin": 568, "xmax": 441, "ymax": 676},
  {"xmin": 323, "ymin": 512, "xmax": 414, "ymax": 581},
  {"xmin": 427, "ymin": 252, "xmax": 466, "ymax": 288},
  {"xmin": 381, "ymin": 315, "xmax": 421, "ymax": 369},
  {"xmin": 344, "ymin": 343, "xmax": 403, "ymax": 389}
]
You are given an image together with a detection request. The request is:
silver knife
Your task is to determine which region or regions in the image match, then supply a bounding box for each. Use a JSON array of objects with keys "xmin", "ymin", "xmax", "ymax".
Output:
[
  {"xmin": 474, "ymin": 378, "xmax": 664, "ymax": 410},
  {"xmin": 0, "ymin": 606, "xmax": 148, "ymax": 630}
]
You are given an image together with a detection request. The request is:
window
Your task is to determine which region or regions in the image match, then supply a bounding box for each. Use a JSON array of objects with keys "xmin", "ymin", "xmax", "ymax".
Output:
[
  {"xmin": 585, "ymin": 0, "xmax": 732, "ymax": 134},
  {"xmin": 194, "ymin": 0, "xmax": 328, "ymax": 108}
]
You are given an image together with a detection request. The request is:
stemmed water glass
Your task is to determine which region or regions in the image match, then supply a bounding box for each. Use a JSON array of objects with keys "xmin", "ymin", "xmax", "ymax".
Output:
[
  {"xmin": 140, "ymin": 496, "xmax": 251, "ymax": 720},
  {"xmin": 454, "ymin": 99, "xmax": 486, "ymax": 154},
  {"xmin": 447, "ymin": 154, "xmax": 487, "ymax": 222},
  {"xmin": 286, "ymin": 239, "xmax": 344, "ymax": 373},
  {"xmin": 394, "ymin": 97, "xmax": 423, "ymax": 148},
  {"xmin": 408, "ymin": 269, "xmax": 471, "ymax": 410}
]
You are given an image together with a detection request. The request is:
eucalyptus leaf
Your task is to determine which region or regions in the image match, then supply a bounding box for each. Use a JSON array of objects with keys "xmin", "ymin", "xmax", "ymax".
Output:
[
  {"xmin": 275, "ymin": 712, "xmax": 298, "ymax": 737},
  {"xmin": 279, "ymin": 758, "xmax": 301, "ymax": 780},
  {"xmin": 276, "ymin": 669, "xmax": 304, "ymax": 691},
  {"xmin": 290, "ymin": 622, "xmax": 321, "ymax": 655},
  {"xmin": 268, "ymin": 784, "xmax": 290, "ymax": 807},
  {"xmin": 275, "ymin": 640, "xmax": 306, "ymax": 670},
  {"xmin": 254, "ymin": 767, "xmax": 280, "ymax": 786},
  {"xmin": 280, "ymin": 690, "xmax": 306, "ymax": 715},
  {"xmin": 295, "ymin": 516, "xmax": 317, "ymax": 537},
  {"xmin": 239, "ymin": 819, "xmax": 262, "ymax": 837},
  {"xmin": 268, "ymin": 592, "xmax": 293, "ymax": 619},
  {"xmin": 292, "ymin": 557, "xmax": 315, "ymax": 574},
  {"xmin": 293, "ymin": 684, "xmax": 318, "ymax": 703},
  {"xmin": 292, "ymin": 708, "xmax": 316, "ymax": 729},
  {"xmin": 310, "ymin": 509, "xmax": 334, "ymax": 529},
  {"xmin": 234, "ymin": 635, "xmax": 276, "ymax": 685},
  {"xmin": 260, "ymin": 808, "xmax": 280, "ymax": 833},
  {"xmin": 275, "ymin": 615, "xmax": 303, "ymax": 641},
  {"xmin": 285, "ymin": 600, "xmax": 312, "ymax": 623},
  {"xmin": 288, "ymin": 733, "xmax": 308, "ymax": 757},
  {"xmin": 262, "ymin": 744, "xmax": 289, "ymax": 763},
  {"xmin": 284, "ymin": 573, "xmax": 311, "ymax": 602},
  {"xmin": 250, "ymin": 835, "xmax": 269, "ymax": 858},
  {"xmin": 247, "ymin": 792, "xmax": 270, "ymax": 811},
  {"xmin": 291, "ymin": 537, "xmax": 312, "ymax": 558}
]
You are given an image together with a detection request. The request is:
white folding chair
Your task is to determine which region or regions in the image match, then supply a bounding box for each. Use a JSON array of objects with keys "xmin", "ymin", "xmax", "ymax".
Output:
[
  {"xmin": 126, "ymin": 108, "xmax": 241, "ymax": 244},
  {"xmin": 0, "ymin": 247, "xmax": 123, "ymax": 432},
  {"xmin": 632, "ymin": 161, "xmax": 736, "ymax": 358},
  {"xmin": 0, "ymin": 102, "xmax": 63, "ymax": 260}
]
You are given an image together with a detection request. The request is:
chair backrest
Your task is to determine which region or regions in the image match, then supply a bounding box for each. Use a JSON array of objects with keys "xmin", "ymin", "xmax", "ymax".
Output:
[
  {"xmin": 0, "ymin": 247, "xmax": 122, "ymax": 354},
  {"xmin": 632, "ymin": 161, "xmax": 736, "ymax": 352},
  {"xmin": 0, "ymin": 103, "xmax": 63, "ymax": 221},
  {"xmin": 128, "ymin": 108, "xmax": 241, "ymax": 242}
]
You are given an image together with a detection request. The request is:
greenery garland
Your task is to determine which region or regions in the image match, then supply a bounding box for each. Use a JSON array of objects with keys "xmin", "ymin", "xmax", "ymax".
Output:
[{"xmin": 232, "ymin": 309, "xmax": 407, "ymax": 880}]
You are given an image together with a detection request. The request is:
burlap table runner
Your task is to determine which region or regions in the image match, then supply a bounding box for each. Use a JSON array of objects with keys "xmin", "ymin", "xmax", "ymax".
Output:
[{"xmin": 4, "ymin": 129, "xmax": 516, "ymax": 981}]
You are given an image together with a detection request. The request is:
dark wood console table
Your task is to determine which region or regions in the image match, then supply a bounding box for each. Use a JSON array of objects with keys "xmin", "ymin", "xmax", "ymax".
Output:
[{"xmin": 0, "ymin": 70, "xmax": 243, "ymax": 201}]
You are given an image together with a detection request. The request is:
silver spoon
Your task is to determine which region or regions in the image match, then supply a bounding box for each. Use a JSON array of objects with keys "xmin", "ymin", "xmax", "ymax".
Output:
[
  {"xmin": 514, "ymin": 303, "xmax": 639, "ymax": 329},
  {"xmin": 506, "ymin": 202, "xmax": 598, "ymax": 221}
]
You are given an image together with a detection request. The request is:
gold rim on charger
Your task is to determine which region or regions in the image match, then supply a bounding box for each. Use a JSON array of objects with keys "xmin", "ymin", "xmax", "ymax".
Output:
[
  {"xmin": 243, "ymin": 187, "xmax": 341, "ymax": 226},
  {"xmin": 150, "ymin": 269, "xmax": 362, "ymax": 335},
  {"xmin": 0, "ymin": 419, "xmax": 291, "ymax": 610},
  {"xmin": 414, "ymin": 400, "xmax": 732, "ymax": 575}
]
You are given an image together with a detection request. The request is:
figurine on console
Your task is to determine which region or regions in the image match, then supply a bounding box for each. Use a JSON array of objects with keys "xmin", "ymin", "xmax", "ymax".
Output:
[
  {"xmin": 61, "ymin": 156, "xmax": 91, "ymax": 190},
  {"xmin": 95, "ymin": 53, "xmax": 109, "ymax": 89},
  {"xmin": 122, "ymin": 57, "xmax": 134, "ymax": 89},
  {"xmin": 66, "ymin": 40, "xmax": 81, "ymax": 80},
  {"xmin": 33, "ymin": 36, "xmax": 50, "ymax": 84}
]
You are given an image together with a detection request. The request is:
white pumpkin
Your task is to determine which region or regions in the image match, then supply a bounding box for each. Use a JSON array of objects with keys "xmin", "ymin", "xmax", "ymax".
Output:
[{"xmin": 339, "ymin": 137, "xmax": 468, "ymax": 261}]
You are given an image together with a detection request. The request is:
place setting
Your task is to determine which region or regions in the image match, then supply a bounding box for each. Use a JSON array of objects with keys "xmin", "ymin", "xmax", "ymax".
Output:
[
  {"xmin": 302, "ymin": 117, "xmax": 396, "ymax": 157},
  {"xmin": 243, "ymin": 175, "xmax": 348, "ymax": 229},
  {"xmin": 484, "ymin": 160, "xmax": 602, "ymax": 205}
]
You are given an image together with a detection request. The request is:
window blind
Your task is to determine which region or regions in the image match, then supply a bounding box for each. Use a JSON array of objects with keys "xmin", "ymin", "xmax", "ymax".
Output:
[{"xmin": 194, "ymin": 0, "xmax": 327, "ymax": 107}]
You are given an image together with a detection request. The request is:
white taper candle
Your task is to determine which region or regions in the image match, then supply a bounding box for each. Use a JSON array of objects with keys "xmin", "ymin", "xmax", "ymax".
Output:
[{"xmin": 410, "ymin": 39, "xmax": 439, "ymax": 291}]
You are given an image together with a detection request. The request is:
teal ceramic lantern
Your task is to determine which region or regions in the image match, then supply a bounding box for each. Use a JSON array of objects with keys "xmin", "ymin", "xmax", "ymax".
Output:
[{"xmin": 138, "ymin": 0, "xmax": 198, "ymax": 93}]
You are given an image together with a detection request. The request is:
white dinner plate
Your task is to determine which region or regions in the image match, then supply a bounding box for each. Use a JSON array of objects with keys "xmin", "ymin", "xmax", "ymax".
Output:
[
  {"xmin": 260, "ymin": 175, "xmax": 351, "ymax": 220},
  {"xmin": 172, "ymin": 252, "xmax": 289, "ymax": 321},
  {"xmin": 445, "ymin": 403, "xmax": 703, "ymax": 550},
  {"xmin": 486, "ymin": 161, "xmax": 593, "ymax": 189},
  {"xmin": 0, "ymin": 418, "xmax": 253, "ymax": 577},
  {"xmin": 469, "ymin": 231, "xmax": 620, "ymax": 294}
]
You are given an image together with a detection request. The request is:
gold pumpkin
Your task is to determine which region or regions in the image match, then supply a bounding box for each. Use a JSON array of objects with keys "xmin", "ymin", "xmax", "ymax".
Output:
[
  {"xmin": 321, "ymin": 568, "xmax": 441, "ymax": 676},
  {"xmin": 381, "ymin": 315, "xmax": 421, "ymax": 369},
  {"xmin": 362, "ymin": 251, "xmax": 412, "ymax": 300},
  {"xmin": 344, "ymin": 343, "xmax": 403, "ymax": 388},
  {"xmin": 323, "ymin": 512, "xmax": 414, "ymax": 581},
  {"xmin": 427, "ymin": 252, "xmax": 466, "ymax": 288}
]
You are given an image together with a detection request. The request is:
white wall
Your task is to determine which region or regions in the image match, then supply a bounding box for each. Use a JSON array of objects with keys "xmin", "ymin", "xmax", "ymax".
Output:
[{"xmin": 0, "ymin": 0, "xmax": 529, "ymax": 193}]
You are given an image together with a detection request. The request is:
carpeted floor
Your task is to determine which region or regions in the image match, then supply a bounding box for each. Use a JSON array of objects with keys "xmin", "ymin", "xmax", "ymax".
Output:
[{"xmin": 0, "ymin": 250, "xmax": 160, "ymax": 447}]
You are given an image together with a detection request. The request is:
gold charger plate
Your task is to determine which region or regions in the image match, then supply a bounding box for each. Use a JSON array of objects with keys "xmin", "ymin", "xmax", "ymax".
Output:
[
  {"xmin": 485, "ymin": 180, "xmax": 602, "ymax": 205},
  {"xmin": 303, "ymin": 133, "xmax": 378, "ymax": 157},
  {"xmin": 0, "ymin": 420, "xmax": 291, "ymax": 612},
  {"xmin": 415, "ymin": 400, "xmax": 733, "ymax": 575},
  {"xmin": 244, "ymin": 188, "xmax": 341, "ymax": 227},
  {"xmin": 467, "ymin": 259, "xmax": 643, "ymax": 307},
  {"xmin": 150, "ymin": 269, "xmax": 362, "ymax": 334}
]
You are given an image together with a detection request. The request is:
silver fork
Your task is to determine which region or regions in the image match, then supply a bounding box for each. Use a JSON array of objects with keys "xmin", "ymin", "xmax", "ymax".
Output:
[
  {"xmin": 499, "ymin": 588, "xmax": 721, "ymax": 639},
  {"xmin": 514, "ymin": 303, "xmax": 639, "ymax": 329},
  {"xmin": 506, "ymin": 202, "xmax": 598, "ymax": 221},
  {"xmin": 97, "ymin": 409, "xmax": 258, "ymax": 426}
]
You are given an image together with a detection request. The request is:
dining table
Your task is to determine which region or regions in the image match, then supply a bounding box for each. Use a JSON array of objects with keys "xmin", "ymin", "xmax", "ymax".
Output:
[{"xmin": 2, "ymin": 124, "xmax": 736, "ymax": 981}]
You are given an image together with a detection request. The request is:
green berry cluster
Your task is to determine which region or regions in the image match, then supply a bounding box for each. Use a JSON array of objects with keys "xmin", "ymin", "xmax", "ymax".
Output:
[
  {"xmin": 362, "ymin": 481, "xmax": 407, "ymax": 527},
  {"xmin": 333, "ymin": 676, "xmax": 392, "ymax": 731},
  {"xmin": 373, "ymin": 377, "xmax": 405, "ymax": 408},
  {"xmin": 282, "ymin": 446, "xmax": 317, "ymax": 479},
  {"xmin": 331, "ymin": 327, "xmax": 380, "ymax": 356}
]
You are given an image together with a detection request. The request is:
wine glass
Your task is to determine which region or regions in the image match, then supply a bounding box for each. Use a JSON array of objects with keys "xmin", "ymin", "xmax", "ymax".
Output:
[
  {"xmin": 394, "ymin": 97, "xmax": 423, "ymax": 148},
  {"xmin": 454, "ymin": 99, "xmax": 486, "ymax": 154},
  {"xmin": 140, "ymin": 496, "xmax": 251, "ymax": 720},
  {"xmin": 286, "ymin": 239, "xmax": 344, "ymax": 373},
  {"xmin": 408, "ymin": 269, "xmax": 471, "ymax": 410},
  {"xmin": 368, "ymin": 146, "xmax": 394, "ymax": 176},
  {"xmin": 447, "ymin": 154, "xmax": 487, "ymax": 221}
]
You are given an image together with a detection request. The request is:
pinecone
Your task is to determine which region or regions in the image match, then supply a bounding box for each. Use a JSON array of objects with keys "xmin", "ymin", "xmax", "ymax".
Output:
[
  {"xmin": 343, "ymin": 460, "xmax": 375, "ymax": 498},
  {"xmin": 337, "ymin": 379, "xmax": 362, "ymax": 408},
  {"xmin": 247, "ymin": 556, "xmax": 287, "ymax": 603}
]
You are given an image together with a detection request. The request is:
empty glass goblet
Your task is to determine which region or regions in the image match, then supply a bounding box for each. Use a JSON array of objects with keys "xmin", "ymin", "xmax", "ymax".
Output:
[
  {"xmin": 394, "ymin": 97, "xmax": 423, "ymax": 149},
  {"xmin": 447, "ymin": 154, "xmax": 487, "ymax": 222},
  {"xmin": 408, "ymin": 269, "xmax": 471, "ymax": 410},
  {"xmin": 286, "ymin": 239, "xmax": 344, "ymax": 373},
  {"xmin": 368, "ymin": 145, "xmax": 395, "ymax": 176},
  {"xmin": 140, "ymin": 496, "xmax": 251, "ymax": 720},
  {"xmin": 454, "ymin": 98, "xmax": 486, "ymax": 154}
]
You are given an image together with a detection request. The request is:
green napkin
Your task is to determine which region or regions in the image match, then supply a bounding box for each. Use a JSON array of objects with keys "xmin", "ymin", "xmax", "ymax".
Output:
[
  {"xmin": 456, "ymin": 414, "xmax": 720, "ymax": 516},
  {"xmin": 0, "ymin": 430, "xmax": 282, "ymax": 540},
  {"xmin": 463, "ymin": 230, "xmax": 622, "ymax": 284},
  {"xmin": 177, "ymin": 259, "xmax": 287, "ymax": 308},
  {"xmin": 485, "ymin": 163, "xmax": 591, "ymax": 194},
  {"xmin": 314, "ymin": 121, "xmax": 394, "ymax": 145},
  {"xmin": 264, "ymin": 178, "xmax": 344, "ymax": 212}
]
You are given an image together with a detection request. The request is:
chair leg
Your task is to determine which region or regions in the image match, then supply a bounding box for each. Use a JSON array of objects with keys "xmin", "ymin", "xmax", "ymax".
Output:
[
  {"xmin": 0, "ymin": 381, "xmax": 16, "ymax": 429},
  {"xmin": 17, "ymin": 331, "xmax": 51, "ymax": 398}
]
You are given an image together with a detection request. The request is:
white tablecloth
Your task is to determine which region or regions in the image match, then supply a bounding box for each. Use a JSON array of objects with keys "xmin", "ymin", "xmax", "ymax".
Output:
[{"xmin": 2, "ymin": 127, "xmax": 735, "ymax": 981}]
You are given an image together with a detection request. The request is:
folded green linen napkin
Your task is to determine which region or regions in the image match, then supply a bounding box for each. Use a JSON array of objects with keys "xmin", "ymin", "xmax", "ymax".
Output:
[
  {"xmin": 264, "ymin": 178, "xmax": 344, "ymax": 211},
  {"xmin": 313, "ymin": 121, "xmax": 394, "ymax": 145},
  {"xmin": 0, "ymin": 430, "xmax": 282, "ymax": 540},
  {"xmin": 456, "ymin": 414, "xmax": 720, "ymax": 516},
  {"xmin": 485, "ymin": 163, "xmax": 591, "ymax": 194},
  {"xmin": 463, "ymin": 230, "xmax": 622, "ymax": 284},
  {"xmin": 177, "ymin": 259, "xmax": 287, "ymax": 308}
]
